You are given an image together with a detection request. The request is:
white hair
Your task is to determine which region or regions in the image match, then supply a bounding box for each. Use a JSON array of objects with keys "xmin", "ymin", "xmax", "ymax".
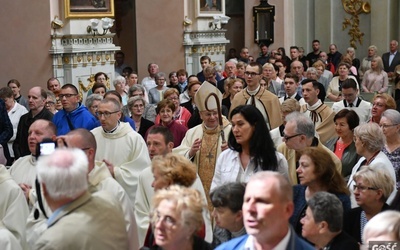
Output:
[
  {"xmin": 363, "ymin": 210, "xmax": 400, "ymax": 242},
  {"xmin": 37, "ymin": 148, "xmax": 88, "ymax": 200},
  {"xmin": 113, "ymin": 75, "xmax": 126, "ymax": 86}
]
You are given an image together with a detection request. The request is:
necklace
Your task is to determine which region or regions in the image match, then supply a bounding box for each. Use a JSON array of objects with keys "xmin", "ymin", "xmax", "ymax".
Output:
[
  {"xmin": 205, "ymin": 137, "xmax": 219, "ymax": 163},
  {"xmin": 201, "ymin": 128, "xmax": 220, "ymax": 163}
]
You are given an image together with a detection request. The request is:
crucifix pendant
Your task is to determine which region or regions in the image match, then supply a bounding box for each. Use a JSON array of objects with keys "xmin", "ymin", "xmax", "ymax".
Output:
[{"xmin": 206, "ymin": 152, "xmax": 213, "ymax": 162}]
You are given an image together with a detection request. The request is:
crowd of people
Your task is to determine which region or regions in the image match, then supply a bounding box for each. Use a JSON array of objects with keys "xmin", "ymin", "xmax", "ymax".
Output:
[{"xmin": 1, "ymin": 41, "xmax": 400, "ymax": 249}]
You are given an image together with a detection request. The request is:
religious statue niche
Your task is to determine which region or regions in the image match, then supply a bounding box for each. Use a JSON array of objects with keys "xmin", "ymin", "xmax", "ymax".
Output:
[{"xmin": 253, "ymin": 0, "xmax": 275, "ymax": 46}]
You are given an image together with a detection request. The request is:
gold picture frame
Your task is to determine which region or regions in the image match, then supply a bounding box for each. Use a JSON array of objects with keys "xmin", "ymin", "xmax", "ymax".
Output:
[
  {"xmin": 65, "ymin": 0, "xmax": 115, "ymax": 19},
  {"xmin": 196, "ymin": 0, "xmax": 225, "ymax": 17}
]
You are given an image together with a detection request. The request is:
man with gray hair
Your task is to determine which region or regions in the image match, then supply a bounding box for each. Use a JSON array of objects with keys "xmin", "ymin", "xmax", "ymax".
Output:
[
  {"xmin": 300, "ymin": 192, "xmax": 359, "ymax": 249},
  {"xmin": 26, "ymin": 128, "xmax": 139, "ymax": 249},
  {"xmin": 277, "ymin": 112, "xmax": 341, "ymax": 184},
  {"xmin": 33, "ymin": 148, "xmax": 128, "ymax": 249},
  {"xmin": 300, "ymin": 192, "xmax": 359, "ymax": 250},
  {"xmin": 217, "ymin": 60, "xmax": 238, "ymax": 94}
]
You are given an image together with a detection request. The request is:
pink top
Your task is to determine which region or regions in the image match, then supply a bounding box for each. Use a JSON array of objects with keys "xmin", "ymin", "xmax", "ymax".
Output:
[
  {"xmin": 154, "ymin": 106, "xmax": 192, "ymax": 128},
  {"xmin": 361, "ymin": 70, "xmax": 389, "ymax": 93}
]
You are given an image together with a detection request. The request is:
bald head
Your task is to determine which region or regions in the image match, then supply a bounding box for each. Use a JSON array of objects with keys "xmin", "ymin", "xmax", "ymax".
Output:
[
  {"xmin": 66, "ymin": 129, "xmax": 97, "ymax": 151},
  {"xmin": 64, "ymin": 129, "xmax": 97, "ymax": 172},
  {"xmin": 28, "ymin": 119, "xmax": 57, "ymax": 155}
]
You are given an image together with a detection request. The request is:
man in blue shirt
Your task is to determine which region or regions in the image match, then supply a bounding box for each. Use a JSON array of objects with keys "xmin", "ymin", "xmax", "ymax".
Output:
[
  {"xmin": 216, "ymin": 171, "xmax": 313, "ymax": 250},
  {"xmin": 52, "ymin": 84, "xmax": 98, "ymax": 135}
]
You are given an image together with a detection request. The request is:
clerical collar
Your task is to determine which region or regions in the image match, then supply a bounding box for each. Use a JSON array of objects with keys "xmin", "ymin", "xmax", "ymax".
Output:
[
  {"xmin": 346, "ymin": 97, "xmax": 359, "ymax": 107},
  {"xmin": 204, "ymin": 124, "xmax": 218, "ymax": 130},
  {"xmin": 287, "ymin": 92, "xmax": 298, "ymax": 99},
  {"xmin": 247, "ymin": 85, "xmax": 261, "ymax": 96},
  {"xmin": 103, "ymin": 120, "xmax": 120, "ymax": 133},
  {"xmin": 307, "ymin": 99, "xmax": 322, "ymax": 111}
]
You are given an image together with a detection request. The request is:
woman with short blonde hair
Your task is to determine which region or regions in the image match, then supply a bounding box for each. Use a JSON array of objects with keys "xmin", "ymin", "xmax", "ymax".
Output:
[
  {"xmin": 343, "ymin": 166, "xmax": 395, "ymax": 244},
  {"xmin": 150, "ymin": 185, "xmax": 210, "ymax": 250}
]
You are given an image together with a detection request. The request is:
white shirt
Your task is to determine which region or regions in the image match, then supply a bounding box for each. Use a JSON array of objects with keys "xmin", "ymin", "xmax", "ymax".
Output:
[
  {"xmin": 141, "ymin": 76, "xmax": 156, "ymax": 93},
  {"xmin": 244, "ymin": 228, "xmax": 291, "ymax": 250},
  {"xmin": 210, "ymin": 149, "xmax": 289, "ymax": 191}
]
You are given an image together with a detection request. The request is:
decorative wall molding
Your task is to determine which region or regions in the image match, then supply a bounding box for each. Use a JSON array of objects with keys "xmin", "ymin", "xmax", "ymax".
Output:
[
  {"xmin": 183, "ymin": 29, "xmax": 230, "ymax": 75},
  {"xmin": 49, "ymin": 33, "xmax": 119, "ymax": 101}
]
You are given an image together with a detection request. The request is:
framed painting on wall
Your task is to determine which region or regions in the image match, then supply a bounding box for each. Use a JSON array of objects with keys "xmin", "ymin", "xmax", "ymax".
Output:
[
  {"xmin": 196, "ymin": 0, "xmax": 225, "ymax": 17},
  {"xmin": 65, "ymin": 0, "xmax": 115, "ymax": 18}
]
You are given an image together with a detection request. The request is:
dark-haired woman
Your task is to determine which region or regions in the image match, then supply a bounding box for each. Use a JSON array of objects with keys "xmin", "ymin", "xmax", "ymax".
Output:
[
  {"xmin": 290, "ymin": 147, "xmax": 351, "ymax": 236},
  {"xmin": 210, "ymin": 182, "xmax": 246, "ymax": 248},
  {"xmin": 210, "ymin": 105, "xmax": 288, "ymax": 190},
  {"xmin": 326, "ymin": 109, "xmax": 360, "ymax": 180}
]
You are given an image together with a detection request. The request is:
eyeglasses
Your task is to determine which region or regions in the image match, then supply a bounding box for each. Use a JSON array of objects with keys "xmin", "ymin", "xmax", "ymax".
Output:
[
  {"xmin": 167, "ymin": 97, "xmax": 179, "ymax": 101},
  {"xmin": 372, "ymin": 102, "xmax": 385, "ymax": 108},
  {"xmin": 132, "ymin": 104, "xmax": 144, "ymax": 109},
  {"xmin": 59, "ymin": 94, "xmax": 78, "ymax": 99},
  {"xmin": 157, "ymin": 79, "xmax": 165, "ymax": 81},
  {"xmin": 154, "ymin": 213, "xmax": 177, "ymax": 228},
  {"xmin": 244, "ymin": 72, "xmax": 260, "ymax": 77},
  {"xmin": 96, "ymin": 110, "xmax": 120, "ymax": 118},
  {"xmin": 46, "ymin": 101, "xmax": 55, "ymax": 105},
  {"xmin": 282, "ymin": 133, "xmax": 302, "ymax": 141},
  {"xmin": 353, "ymin": 185, "xmax": 379, "ymax": 192},
  {"xmin": 379, "ymin": 124, "xmax": 399, "ymax": 129}
]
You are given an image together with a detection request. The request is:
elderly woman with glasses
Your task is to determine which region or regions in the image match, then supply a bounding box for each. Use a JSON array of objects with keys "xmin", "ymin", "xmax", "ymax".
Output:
[
  {"xmin": 140, "ymin": 153, "xmax": 212, "ymax": 249},
  {"xmin": 122, "ymin": 85, "xmax": 156, "ymax": 122},
  {"xmin": 369, "ymin": 93, "xmax": 396, "ymax": 124},
  {"xmin": 128, "ymin": 96, "xmax": 154, "ymax": 138},
  {"xmin": 343, "ymin": 166, "xmax": 394, "ymax": 244},
  {"xmin": 347, "ymin": 122, "xmax": 397, "ymax": 208},
  {"xmin": 149, "ymin": 185, "xmax": 211, "ymax": 250},
  {"xmin": 380, "ymin": 109, "xmax": 400, "ymax": 190}
]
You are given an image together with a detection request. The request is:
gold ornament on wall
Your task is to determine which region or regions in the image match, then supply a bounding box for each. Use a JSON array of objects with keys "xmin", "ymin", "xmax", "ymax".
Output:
[
  {"xmin": 341, "ymin": 0, "xmax": 371, "ymax": 49},
  {"xmin": 78, "ymin": 74, "xmax": 111, "ymax": 99}
]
